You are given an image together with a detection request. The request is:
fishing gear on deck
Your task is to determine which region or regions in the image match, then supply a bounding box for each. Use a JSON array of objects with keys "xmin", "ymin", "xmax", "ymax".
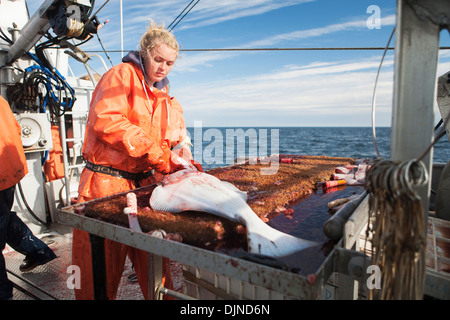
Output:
[
  {"xmin": 280, "ymin": 158, "xmax": 302, "ymax": 164},
  {"xmin": 315, "ymin": 179, "xmax": 347, "ymax": 189},
  {"xmin": 364, "ymin": 158, "xmax": 428, "ymax": 299}
]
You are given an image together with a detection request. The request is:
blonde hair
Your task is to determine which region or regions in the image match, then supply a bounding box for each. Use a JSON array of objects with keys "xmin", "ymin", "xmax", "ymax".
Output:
[{"xmin": 139, "ymin": 21, "xmax": 179, "ymax": 58}]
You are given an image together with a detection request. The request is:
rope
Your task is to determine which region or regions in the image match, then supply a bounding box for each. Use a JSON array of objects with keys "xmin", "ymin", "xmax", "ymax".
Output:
[
  {"xmin": 365, "ymin": 158, "xmax": 428, "ymax": 299},
  {"xmin": 65, "ymin": 17, "xmax": 85, "ymax": 38}
]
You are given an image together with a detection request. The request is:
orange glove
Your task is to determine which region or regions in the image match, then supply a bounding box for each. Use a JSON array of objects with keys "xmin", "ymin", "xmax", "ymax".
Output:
[
  {"xmin": 191, "ymin": 160, "xmax": 203, "ymax": 172},
  {"xmin": 169, "ymin": 158, "xmax": 185, "ymax": 174},
  {"xmin": 152, "ymin": 144, "xmax": 171, "ymax": 174},
  {"xmin": 153, "ymin": 158, "xmax": 171, "ymax": 174}
]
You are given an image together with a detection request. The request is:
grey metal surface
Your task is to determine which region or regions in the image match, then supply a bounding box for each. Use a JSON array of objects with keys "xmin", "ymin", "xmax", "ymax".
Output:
[
  {"xmin": 5, "ymin": 0, "xmax": 55, "ymax": 64},
  {"xmin": 57, "ymin": 205, "xmax": 333, "ymax": 299},
  {"xmin": 437, "ymin": 71, "xmax": 450, "ymax": 144},
  {"xmin": 391, "ymin": 0, "xmax": 450, "ymax": 216},
  {"xmin": 4, "ymin": 225, "xmax": 75, "ymax": 300},
  {"xmin": 4, "ymin": 223, "xmax": 146, "ymax": 300}
]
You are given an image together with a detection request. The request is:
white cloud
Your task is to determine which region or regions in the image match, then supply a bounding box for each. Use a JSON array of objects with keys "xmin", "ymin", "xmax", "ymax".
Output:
[
  {"xmin": 175, "ymin": 0, "xmax": 316, "ymax": 30},
  {"xmin": 242, "ymin": 15, "xmax": 396, "ymax": 48},
  {"xmin": 172, "ymin": 14, "xmax": 396, "ymax": 74},
  {"xmin": 175, "ymin": 51, "xmax": 238, "ymax": 72},
  {"xmin": 174, "ymin": 55, "xmax": 396, "ymax": 127},
  {"xmin": 175, "ymin": 48, "xmax": 450, "ymax": 127},
  {"xmin": 97, "ymin": 0, "xmax": 316, "ymax": 32}
]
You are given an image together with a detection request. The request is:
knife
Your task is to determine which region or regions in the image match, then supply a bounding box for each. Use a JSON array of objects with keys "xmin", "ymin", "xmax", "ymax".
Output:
[{"xmin": 123, "ymin": 192, "xmax": 142, "ymax": 232}]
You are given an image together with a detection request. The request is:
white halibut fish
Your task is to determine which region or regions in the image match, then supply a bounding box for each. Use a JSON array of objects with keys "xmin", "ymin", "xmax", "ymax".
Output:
[{"xmin": 149, "ymin": 168, "xmax": 316, "ymax": 257}]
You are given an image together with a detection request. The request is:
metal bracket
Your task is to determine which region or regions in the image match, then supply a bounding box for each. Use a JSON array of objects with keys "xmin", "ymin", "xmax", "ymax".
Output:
[{"xmin": 408, "ymin": 0, "xmax": 450, "ymax": 30}]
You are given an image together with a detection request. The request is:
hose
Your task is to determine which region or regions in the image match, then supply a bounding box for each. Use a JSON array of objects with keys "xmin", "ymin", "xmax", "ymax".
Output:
[{"xmin": 17, "ymin": 181, "xmax": 49, "ymax": 227}]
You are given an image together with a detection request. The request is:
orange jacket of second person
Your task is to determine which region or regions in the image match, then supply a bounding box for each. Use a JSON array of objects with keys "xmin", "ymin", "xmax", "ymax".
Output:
[
  {"xmin": 0, "ymin": 95, "xmax": 28, "ymax": 191},
  {"xmin": 78, "ymin": 55, "xmax": 190, "ymax": 199}
]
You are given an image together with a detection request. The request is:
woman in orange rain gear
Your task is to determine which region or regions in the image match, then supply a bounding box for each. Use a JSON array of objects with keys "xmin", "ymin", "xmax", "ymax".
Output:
[{"xmin": 73, "ymin": 22, "xmax": 199, "ymax": 300}]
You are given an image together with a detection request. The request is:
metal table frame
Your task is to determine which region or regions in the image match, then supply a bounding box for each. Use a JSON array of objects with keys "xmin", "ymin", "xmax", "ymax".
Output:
[
  {"xmin": 57, "ymin": 188, "xmax": 371, "ymax": 300},
  {"xmin": 57, "ymin": 209, "xmax": 328, "ymax": 299}
]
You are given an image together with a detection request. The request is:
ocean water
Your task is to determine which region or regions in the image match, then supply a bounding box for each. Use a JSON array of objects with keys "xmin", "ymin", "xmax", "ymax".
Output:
[{"xmin": 186, "ymin": 127, "xmax": 449, "ymax": 171}]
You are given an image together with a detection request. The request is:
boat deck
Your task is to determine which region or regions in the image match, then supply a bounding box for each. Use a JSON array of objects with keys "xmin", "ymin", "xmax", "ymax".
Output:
[
  {"xmin": 4, "ymin": 223, "xmax": 144, "ymax": 300},
  {"xmin": 5, "ymin": 184, "xmax": 363, "ymax": 300},
  {"xmin": 4, "ymin": 185, "xmax": 449, "ymax": 300}
]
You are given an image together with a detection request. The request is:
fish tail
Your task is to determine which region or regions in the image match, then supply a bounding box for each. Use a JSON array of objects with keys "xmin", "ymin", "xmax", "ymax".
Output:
[{"xmin": 247, "ymin": 223, "xmax": 315, "ymax": 257}]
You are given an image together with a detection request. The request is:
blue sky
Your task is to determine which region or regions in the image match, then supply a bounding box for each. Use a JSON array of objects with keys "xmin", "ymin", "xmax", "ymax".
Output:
[{"xmin": 27, "ymin": 0, "xmax": 450, "ymax": 127}]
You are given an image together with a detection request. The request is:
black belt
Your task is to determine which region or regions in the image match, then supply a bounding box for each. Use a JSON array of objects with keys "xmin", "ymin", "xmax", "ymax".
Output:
[{"xmin": 85, "ymin": 161, "xmax": 154, "ymax": 185}]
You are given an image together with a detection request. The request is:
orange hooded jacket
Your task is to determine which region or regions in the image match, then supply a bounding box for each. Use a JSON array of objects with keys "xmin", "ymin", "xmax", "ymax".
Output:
[
  {"xmin": 73, "ymin": 51, "xmax": 191, "ymax": 300},
  {"xmin": 0, "ymin": 95, "xmax": 28, "ymax": 191},
  {"xmin": 78, "ymin": 51, "xmax": 189, "ymax": 199}
]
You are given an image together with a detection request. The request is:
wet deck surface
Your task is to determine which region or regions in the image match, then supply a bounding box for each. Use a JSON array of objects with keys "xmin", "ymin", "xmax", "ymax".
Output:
[
  {"xmin": 269, "ymin": 185, "xmax": 365, "ymax": 242},
  {"xmin": 266, "ymin": 185, "xmax": 365, "ymax": 275}
]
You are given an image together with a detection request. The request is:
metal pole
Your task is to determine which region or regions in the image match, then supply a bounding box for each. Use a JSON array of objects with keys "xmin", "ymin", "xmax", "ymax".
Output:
[
  {"xmin": 391, "ymin": 0, "xmax": 448, "ymax": 214},
  {"xmin": 147, "ymin": 253, "xmax": 163, "ymax": 300},
  {"xmin": 120, "ymin": 0, "xmax": 123, "ymax": 58},
  {"xmin": 58, "ymin": 116, "xmax": 72, "ymax": 206},
  {"xmin": 89, "ymin": 234, "xmax": 108, "ymax": 300},
  {"xmin": 390, "ymin": 0, "xmax": 450, "ymax": 299}
]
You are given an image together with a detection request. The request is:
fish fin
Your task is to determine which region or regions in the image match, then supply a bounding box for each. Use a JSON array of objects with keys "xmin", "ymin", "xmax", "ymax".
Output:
[
  {"xmin": 247, "ymin": 222, "xmax": 316, "ymax": 257},
  {"xmin": 221, "ymin": 181, "xmax": 247, "ymax": 201},
  {"xmin": 149, "ymin": 187, "xmax": 180, "ymax": 212}
]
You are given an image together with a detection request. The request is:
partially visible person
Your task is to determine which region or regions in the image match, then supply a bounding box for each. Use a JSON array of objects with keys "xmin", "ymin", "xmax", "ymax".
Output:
[
  {"xmin": 0, "ymin": 95, "xmax": 57, "ymax": 300},
  {"xmin": 73, "ymin": 21, "xmax": 200, "ymax": 300}
]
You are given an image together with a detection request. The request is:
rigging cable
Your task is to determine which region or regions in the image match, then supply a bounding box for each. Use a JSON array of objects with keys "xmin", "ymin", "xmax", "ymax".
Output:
[
  {"xmin": 168, "ymin": 0, "xmax": 196, "ymax": 29},
  {"xmin": 96, "ymin": 32, "xmax": 114, "ymax": 67},
  {"xmin": 86, "ymin": 0, "xmax": 114, "ymax": 66},
  {"xmin": 80, "ymin": 46, "xmax": 450, "ymax": 54},
  {"xmin": 168, "ymin": 0, "xmax": 200, "ymax": 31},
  {"xmin": 369, "ymin": 27, "xmax": 448, "ymax": 161},
  {"xmin": 371, "ymin": 26, "xmax": 395, "ymax": 158},
  {"xmin": 417, "ymin": 114, "xmax": 450, "ymax": 163}
]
